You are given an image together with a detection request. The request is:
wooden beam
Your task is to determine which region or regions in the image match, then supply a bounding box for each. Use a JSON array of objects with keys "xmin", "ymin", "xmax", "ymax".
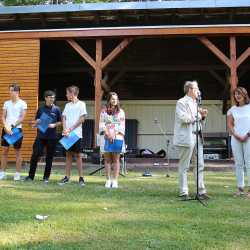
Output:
[
  {"xmin": 208, "ymin": 69, "xmax": 225, "ymax": 87},
  {"xmin": 198, "ymin": 37, "xmax": 231, "ymax": 68},
  {"xmin": 236, "ymin": 47, "xmax": 250, "ymax": 68},
  {"xmin": 66, "ymin": 39, "xmax": 96, "ymax": 69},
  {"xmin": 94, "ymin": 39, "xmax": 103, "ymax": 145},
  {"xmin": 229, "ymin": 36, "xmax": 238, "ymax": 105},
  {"xmin": 101, "ymin": 38, "xmax": 133, "ymax": 69},
  {"xmin": 2, "ymin": 25, "xmax": 250, "ymax": 39},
  {"xmin": 109, "ymin": 69, "xmax": 126, "ymax": 87},
  {"xmin": 101, "ymin": 73, "xmax": 111, "ymax": 92},
  {"xmin": 230, "ymin": 36, "xmax": 238, "ymax": 92}
]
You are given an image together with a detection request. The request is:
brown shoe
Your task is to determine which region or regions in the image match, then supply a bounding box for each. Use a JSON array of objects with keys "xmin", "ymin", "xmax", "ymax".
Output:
[
  {"xmin": 198, "ymin": 193, "xmax": 210, "ymax": 200},
  {"xmin": 246, "ymin": 192, "xmax": 250, "ymax": 199},
  {"xmin": 234, "ymin": 188, "xmax": 245, "ymax": 197}
]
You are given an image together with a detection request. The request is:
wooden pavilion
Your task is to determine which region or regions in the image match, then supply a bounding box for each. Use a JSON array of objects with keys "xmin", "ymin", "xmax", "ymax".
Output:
[{"xmin": 1, "ymin": 0, "xmax": 250, "ymax": 160}]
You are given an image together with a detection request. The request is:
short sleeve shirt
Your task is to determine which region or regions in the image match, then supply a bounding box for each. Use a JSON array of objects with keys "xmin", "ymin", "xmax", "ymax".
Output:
[
  {"xmin": 227, "ymin": 104, "xmax": 250, "ymax": 136},
  {"xmin": 62, "ymin": 100, "xmax": 87, "ymax": 138},
  {"xmin": 36, "ymin": 104, "xmax": 62, "ymax": 139},
  {"xmin": 3, "ymin": 99, "xmax": 27, "ymax": 128}
]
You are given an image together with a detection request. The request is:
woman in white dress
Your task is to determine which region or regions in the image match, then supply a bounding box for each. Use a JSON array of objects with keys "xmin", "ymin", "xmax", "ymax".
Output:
[
  {"xmin": 99, "ymin": 92, "xmax": 125, "ymax": 188},
  {"xmin": 227, "ymin": 87, "xmax": 250, "ymax": 197}
]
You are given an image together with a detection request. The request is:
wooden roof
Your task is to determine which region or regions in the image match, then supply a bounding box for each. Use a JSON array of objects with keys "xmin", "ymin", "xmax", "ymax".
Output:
[{"xmin": 0, "ymin": 1, "xmax": 250, "ymax": 30}]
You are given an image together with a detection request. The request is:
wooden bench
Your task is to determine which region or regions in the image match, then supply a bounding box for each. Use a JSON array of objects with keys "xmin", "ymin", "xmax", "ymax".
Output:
[{"xmin": 203, "ymin": 132, "xmax": 231, "ymax": 159}]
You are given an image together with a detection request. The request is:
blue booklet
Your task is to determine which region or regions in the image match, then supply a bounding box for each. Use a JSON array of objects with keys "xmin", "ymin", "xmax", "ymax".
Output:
[
  {"xmin": 59, "ymin": 132, "xmax": 79, "ymax": 150},
  {"xmin": 3, "ymin": 128, "xmax": 23, "ymax": 145},
  {"xmin": 104, "ymin": 138, "xmax": 123, "ymax": 153},
  {"xmin": 37, "ymin": 112, "xmax": 53, "ymax": 133}
]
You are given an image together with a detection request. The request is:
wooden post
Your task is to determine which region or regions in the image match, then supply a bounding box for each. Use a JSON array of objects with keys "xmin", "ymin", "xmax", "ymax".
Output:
[
  {"xmin": 230, "ymin": 36, "xmax": 238, "ymax": 103},
  {"xmin": 94, "ymin": 39, "xmax": 103, "ymax": 145}
]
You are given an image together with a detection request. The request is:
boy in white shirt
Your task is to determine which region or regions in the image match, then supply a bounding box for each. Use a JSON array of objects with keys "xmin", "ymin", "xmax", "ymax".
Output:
[
  {"xmin": 59, "ymin": 85, "xmax": 87, "ymax": 186},
  {"xmin": 0, "ymin": 84, "xmax": 27, "ymax": 181}
]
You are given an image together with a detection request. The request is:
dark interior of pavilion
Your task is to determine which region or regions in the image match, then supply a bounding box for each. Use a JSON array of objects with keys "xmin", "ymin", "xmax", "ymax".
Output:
[{"xmin": 40, "ymin": 36, "xmax": 250, "ymax": 103}]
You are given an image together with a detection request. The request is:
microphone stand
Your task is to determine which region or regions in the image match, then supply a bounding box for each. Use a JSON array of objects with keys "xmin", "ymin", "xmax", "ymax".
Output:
[
  {"xmin": 154, "ymin": 119, "xmax": 170, "ymax": 177},
  {"xmin": 186, "ymin": 96, "xmax": 207, "ymax": 206}
]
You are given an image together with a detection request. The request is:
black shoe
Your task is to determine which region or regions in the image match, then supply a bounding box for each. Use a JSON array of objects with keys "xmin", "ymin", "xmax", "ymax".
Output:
[
  {"xmin": 198, "ymin": 193, "xmax": 210, "ymax": 200},
  {"xmin": 79, "ymin": 177, "xmax": 85, "ymax": 186},
  {"xmin": 23, "ymin": 176, "xmax": 33, "ymax": 182},
  {"xmin": 58, "ymin": 176, "xmax": 69, "ymax": 185},
  {"xmin": 179, "ymin": 194, "xmax": 191, "ymax": 201}
]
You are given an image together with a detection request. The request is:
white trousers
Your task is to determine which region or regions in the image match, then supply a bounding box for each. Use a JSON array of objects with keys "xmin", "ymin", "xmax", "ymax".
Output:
[
  {"xmin": 231, "ymin": 137, "xmax": 250, "ymax": 188},
  {"xmin": 177, "ymin": 135, "xmax": 206, "ymax": 196}
]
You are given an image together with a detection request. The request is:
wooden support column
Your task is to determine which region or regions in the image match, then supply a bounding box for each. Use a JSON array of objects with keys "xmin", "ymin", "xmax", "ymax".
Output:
[
  {"xmin": 229, "ymin": 36, "xmax": 238, "ymax": 95},
  {"xmin": 94, "ymin": 39, "xmax": 103, "ymax": 143},
  {"xmin": 94, "ymin": 38, "xmax": 132, "ymax": 140}
]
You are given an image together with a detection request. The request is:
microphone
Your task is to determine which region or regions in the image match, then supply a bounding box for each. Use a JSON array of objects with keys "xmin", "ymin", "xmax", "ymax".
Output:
[{"xmin": 197, "ymin": 91, "xmax": 202, "ymax": 105}]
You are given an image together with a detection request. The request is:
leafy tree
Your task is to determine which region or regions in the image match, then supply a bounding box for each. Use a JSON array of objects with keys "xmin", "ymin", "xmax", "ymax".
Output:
[{"xmin": 0, "ymin": 0, "xmax": 114, "ymax": 5}]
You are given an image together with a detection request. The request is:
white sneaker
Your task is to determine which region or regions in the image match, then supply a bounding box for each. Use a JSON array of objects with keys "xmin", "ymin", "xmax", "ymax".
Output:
[
  {"xmin": 14, "ymin": 172, "xmax": 21, "ymax": 181},
  {"xmin": 0, "ymin": 171, "xmax": 6, "ymax": 180},
  {"xmin": 112, "ymin": 180, "xmax": 118, "ymax": 188},
  {"xmin": 105, "ymin": 179, "xmax": 112, "ymax": 188}
]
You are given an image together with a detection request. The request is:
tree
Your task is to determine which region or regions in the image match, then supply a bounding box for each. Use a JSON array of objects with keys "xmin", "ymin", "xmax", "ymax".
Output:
[{"xmin": 0, "ymin": 0, "xmax": 113, "ymax": 6}]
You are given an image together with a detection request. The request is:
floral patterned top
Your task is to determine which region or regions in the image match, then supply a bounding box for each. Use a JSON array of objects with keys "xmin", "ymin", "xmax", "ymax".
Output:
[{"xmin": 99, "ymin": 107, "xmax": 125, "ymax": 152}]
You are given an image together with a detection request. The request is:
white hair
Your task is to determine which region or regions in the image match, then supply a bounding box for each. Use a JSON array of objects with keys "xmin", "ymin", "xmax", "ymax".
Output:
[{"xmin": 183, "ymin": 80, "xmax": 198, "ymax": 94}]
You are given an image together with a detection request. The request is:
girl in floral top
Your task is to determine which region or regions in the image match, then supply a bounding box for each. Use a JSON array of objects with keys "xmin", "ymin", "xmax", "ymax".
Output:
[{"xmin": 99, "ymin": 92, "xmax": 125, "ymax": 188}]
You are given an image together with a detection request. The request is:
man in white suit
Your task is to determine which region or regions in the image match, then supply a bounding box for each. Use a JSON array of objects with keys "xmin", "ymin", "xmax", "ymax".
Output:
[{"xmin": 173, "ymin": 81, "xmax": 209, "ymax": 201}]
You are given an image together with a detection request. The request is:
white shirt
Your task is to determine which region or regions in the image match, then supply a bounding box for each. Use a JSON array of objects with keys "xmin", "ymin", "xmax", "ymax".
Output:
[
  {"xmin": 227, "ymin": 104, "xmax": 250, "ymax": 136},
  {"xmin": 185, "ymin": 95, "xmax": 201, "ymax": 132},
  {"xmin": 3, "ymin": 99, "xmax": 27, "ymax": 128},
  {"xmin": 62, "ymin": 100, "xmax": 87, "ymax": 138}
]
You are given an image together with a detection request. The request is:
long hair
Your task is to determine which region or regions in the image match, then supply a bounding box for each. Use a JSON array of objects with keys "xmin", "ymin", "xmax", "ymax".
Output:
[
  {"xmin": 233, "ymin": 86, "xmax": 250, "ymax": 106},
  {"xmin": 106, "ymin": 92, "xmax": 120, "ymax": 115}
]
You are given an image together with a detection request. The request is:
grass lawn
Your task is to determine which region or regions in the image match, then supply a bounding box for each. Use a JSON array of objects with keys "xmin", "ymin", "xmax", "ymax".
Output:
[{"xmin": 0, "ymin": 167, "xmax": 250, "ymax": 250}]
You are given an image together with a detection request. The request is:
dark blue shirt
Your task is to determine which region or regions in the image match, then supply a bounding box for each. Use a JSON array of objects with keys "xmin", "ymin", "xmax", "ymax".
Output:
[{"xmin": 35, "ymin": 104, "xmax": 62, "ymax": 139}]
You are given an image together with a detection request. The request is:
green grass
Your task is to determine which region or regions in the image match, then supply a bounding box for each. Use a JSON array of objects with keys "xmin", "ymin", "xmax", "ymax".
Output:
[{"xmin": 0, "ymin": 167, "xmax": 250, "ymax": 250}]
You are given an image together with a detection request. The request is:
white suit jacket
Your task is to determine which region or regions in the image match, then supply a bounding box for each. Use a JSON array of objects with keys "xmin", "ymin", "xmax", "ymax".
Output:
[{"xmin": 173, "ymin": 95, "xmax": 202, "ymax": 147}]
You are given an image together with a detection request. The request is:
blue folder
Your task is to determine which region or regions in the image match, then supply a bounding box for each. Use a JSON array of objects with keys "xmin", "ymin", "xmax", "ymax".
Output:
[
  {"xmin": 59, "ymin": 132, "xmax": 79, "ymax": 150},
  {"xmin": 104, "ymin": 138, "xmax": 123, "ymax": 153},
  {"xmin": 3, "ymin": 128, "xmax": 23, "ymax": 145},
  {"xmin": 37, "ymin": 112, "xmax": 53, "ymax": 133}
]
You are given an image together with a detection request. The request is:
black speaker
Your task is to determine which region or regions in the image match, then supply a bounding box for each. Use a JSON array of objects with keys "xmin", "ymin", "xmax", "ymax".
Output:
[
  {"xmin": 125, "ymin": 119, "xmax": 138, "ymax": 150},
  {"xmin": 82, "ymin": 119, "xmax": 94, "ymax": 149}
]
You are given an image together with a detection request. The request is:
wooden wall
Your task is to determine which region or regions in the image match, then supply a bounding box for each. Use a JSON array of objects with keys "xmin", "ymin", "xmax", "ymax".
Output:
[{"xmin": 0, "ymin": 39, "xmax": 40, "ymax": 161}]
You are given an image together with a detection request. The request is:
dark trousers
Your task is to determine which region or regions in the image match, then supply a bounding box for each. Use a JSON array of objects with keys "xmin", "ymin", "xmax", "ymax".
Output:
[{"xmin": 28, "ymin": 137, "xmax": 57, "ymax": 180}]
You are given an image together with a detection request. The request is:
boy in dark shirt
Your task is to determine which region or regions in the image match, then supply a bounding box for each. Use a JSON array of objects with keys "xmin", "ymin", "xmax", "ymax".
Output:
[{"xmin": 24, "ymin": 90, "xmax": 61, "ymax": 182}]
